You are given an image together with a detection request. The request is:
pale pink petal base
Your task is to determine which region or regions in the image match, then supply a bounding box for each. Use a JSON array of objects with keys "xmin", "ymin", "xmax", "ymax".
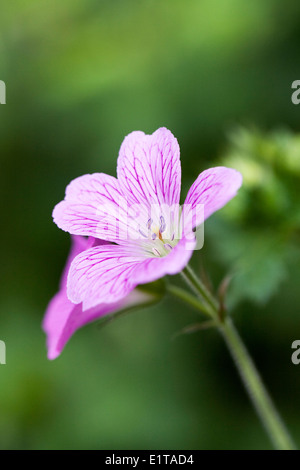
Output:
[{"xmin": 131, "ymin": 236, "xmax": 196, "ymax": 285}]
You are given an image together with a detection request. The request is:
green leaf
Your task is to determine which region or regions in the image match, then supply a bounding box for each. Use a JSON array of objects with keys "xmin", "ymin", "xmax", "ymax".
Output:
[{"xmin": 207, "ymin": 220, "xmax": 288, "ymax": 306}]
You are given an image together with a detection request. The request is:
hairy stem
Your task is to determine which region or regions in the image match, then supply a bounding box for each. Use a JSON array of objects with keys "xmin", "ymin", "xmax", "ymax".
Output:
[
  {"xmin": 169, "ymin": 264, "xmax": 297, "ymax": 450},
  {"xmin": 220, "ymin": 317, "xmax": 296, "ymax": 450}
]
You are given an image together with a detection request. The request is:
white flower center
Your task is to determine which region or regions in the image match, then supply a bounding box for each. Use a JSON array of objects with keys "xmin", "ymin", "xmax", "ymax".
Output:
[{"xmin": 137, "ymin": 213, "xmax": 181, "ymax": 258}]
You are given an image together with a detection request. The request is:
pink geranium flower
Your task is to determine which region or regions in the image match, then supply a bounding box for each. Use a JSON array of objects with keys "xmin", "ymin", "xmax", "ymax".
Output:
[{"xmin": 44, "ymin": 127, "xmax": 242, "ymax": 359}]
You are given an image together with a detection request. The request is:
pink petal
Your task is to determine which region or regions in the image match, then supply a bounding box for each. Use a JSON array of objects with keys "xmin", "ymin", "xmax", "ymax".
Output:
[
  {"xmin": 68, "ymin": 237, "xmax": 196, "ymax": 311},
  {"xmin": 43, "ymin": 235, "xmax": 155, "ymax": 359},
  {"xmin": 117, "ymin": 127, "xmax": 181, "ymax": 208},
  {"xmin": 67, "ymin": 244, "xmax": 148, "ymax": 310},
  {"xmin": 43, "ymin": 289, "xmax": 81, "ymax": 360},
  {"xmin": 182, "ymin": 167, "xmax": 243, "ymax": 233},
  {"xmin": 58, "ymin": 235, "xmax": 96, "ymax": 290},
  {"xmin": 53, "ymin": 173, "xmax": 139, "ymax": 242},
  {"xmin": 43, "ymin": 286, "xmax": 154, "ymax": 360}
]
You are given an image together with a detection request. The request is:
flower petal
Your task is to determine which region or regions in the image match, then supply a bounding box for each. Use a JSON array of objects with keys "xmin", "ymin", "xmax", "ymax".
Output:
[
  {"xmin": 44, "ymin": 235, "xmax": 157, "ymax": 359},
  {"xmin": 58, "ymin": 235, "xmax": 96, "ymax": 289},
  {"xmin": 43, "ymin": 288, "xmax": 154, "ymax": 360},
  {"xmin": 182, "ymin": 166, "xmax": 243, "ymax": 233},
  {"xmin": 67, "ymin": 244, "xmax": 147, "ymax": 310},
  {"xmin": 117, "ymin": 127, "xmax": 181, "ymax": 208},
  {"xmin": 53, "ymin": 173, "xmax": 138, "ymax": 242},
  {"xmin": 43, "ymin": 235, "xmax": 93, "ymax": 359},
  {"xmin": 68, "ymin": 237, "xmax": 195, "ymax": 311}
]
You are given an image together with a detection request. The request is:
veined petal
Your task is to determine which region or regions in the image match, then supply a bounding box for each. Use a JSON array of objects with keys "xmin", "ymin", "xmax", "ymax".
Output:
[
  {"xmin": 67, "ymin": 236, "xmax": 195, "ymax": 311},
  {"xmin": 44, "ymin": 235, "xmax": 157, "ymax": 359},
  {"xmin": 53, "ymin": 173, "xmax": 140, "ymax": 242},
  {"xmin": 117, "ymin": 127, "xmax": 181, "ymax": 209},
  {"xmin": 58, "ymin": 235, "xmax": 96, "ymax": 289},
  {"xmin": 67, "ymin": 244, "xmax": 148, "ymax": 310},
  {"xmin": 43, "ymin": 235, "xmax": 103, "ymax": 359},
  {"xmin": 182, "ymin": 167, "xmax": 243, "ymax": 233}
]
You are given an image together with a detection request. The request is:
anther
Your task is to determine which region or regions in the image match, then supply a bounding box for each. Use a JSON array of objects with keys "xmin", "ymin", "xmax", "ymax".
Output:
[
  {"xmin": 147, "ymin": 218, "xmax": 153, "ymax": 230},
  {"xmin": 138, "ymin": 228, "xmax": 148, "ymax": 238},
  {"xmin": 159, "ymin": 216, "xmax": 166, "ymax": 233},
  {"xmin": 164, "ymin": 243, "xmax": 173, "ymax": 252},
  {"xmin": 152, "ymin": 248, "xmax": 161, "ymax": 257}
]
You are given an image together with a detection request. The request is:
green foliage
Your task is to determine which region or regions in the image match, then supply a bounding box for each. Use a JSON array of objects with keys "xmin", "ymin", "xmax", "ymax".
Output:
[{"xmin": 207, "ymin": 128, "xmax": 300, "ymax": 306}]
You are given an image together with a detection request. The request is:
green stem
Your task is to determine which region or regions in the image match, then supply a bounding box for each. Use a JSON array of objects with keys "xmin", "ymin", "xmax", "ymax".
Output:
[
  {"xmin": 182, "ymin": 265, "xmax": 218, "ymax": 315},
  {"xmin": 171, "ymin": 264, "xmax": 297, "ymax": 450},
  {"xmin": 166, "ymin": 284, "xmax": 212, "ymax": 318},
  {"xmin": 220, "ymin": 317, "xmax": 296, "ymax": 450}
]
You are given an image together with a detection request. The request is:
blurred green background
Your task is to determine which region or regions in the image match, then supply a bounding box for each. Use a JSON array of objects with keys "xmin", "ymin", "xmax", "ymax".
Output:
[{"xmin": 1, "ymin": 0, "xmax": 300, "ymax": 450}]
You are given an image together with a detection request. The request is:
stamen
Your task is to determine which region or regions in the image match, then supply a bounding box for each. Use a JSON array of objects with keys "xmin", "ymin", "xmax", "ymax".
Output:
[
  {"xmin": 159, "ymin": 216, "xmax": 166, "ymax": 233},
  {"xmin": 138, "ymin": 228, "xmax": 148, "ymax": 238},
  {"xmin": 164, "ymin": 243, "xmax": 173, "ymax": 252},
  {"xmin": 152, "ymin": 247, "xmax": 161, "ymax": 257},
  {"xmin": 147, "ymin": 218, "xmax": 153, "ymax": 230},
  {"xmin": 151, "ymin": 233, "xmax": 157, "ymax": 240}
]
